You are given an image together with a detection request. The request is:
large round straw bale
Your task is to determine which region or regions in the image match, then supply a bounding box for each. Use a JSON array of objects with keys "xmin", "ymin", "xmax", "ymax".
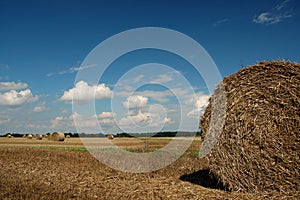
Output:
[
  {"xmin": 200, "ymin": 61, "xmax": 300, "ymax": 195},
  {"xmin": 107, "ymin": 134, "xmax": 114, "ymax": 139},
  {"xmin": 27, "ymin": 134, "xmax": 33, "ymax": 139},
  {"xmin": 50, "ymin": 132, "xmax": 65, "ymax": 142},
  {"xmin": 36, "ymin": 134, "xmax": 43, "ymax": 140},
  {"xmin": 6, "ymin": 134, "xmax": 12, "ymax": 138}
]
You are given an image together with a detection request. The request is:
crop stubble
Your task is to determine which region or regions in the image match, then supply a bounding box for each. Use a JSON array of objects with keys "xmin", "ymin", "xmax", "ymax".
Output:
[{"xmin": 0, "ymin": 138, "xmax": 281, "ymax": 199}]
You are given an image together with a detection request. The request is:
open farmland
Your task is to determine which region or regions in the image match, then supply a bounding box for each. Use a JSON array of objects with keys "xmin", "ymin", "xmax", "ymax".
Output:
[{"xmin": 0, "ymin": 137, "xmax": 286, "ymax": 199}]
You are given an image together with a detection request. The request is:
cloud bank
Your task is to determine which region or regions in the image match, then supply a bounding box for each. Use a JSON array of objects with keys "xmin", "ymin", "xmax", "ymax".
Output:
[
  {"xmin": 123, "ymin": 95, "xmax": 148, "ymax": 109},
  {"xmin": 0, "ymin": 89, "xmax": 38, "ymax": 107},
  {"xmin": 0, "ymin": 81, "xmax": 28, "ymax": 91},
  {"xmin": 60, "ymin": 81, "xmax": 112, "ymax": 104}
]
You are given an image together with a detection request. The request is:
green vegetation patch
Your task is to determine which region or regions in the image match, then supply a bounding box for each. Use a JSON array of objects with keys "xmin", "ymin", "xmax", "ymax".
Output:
[{"xmin": 31, "ymin": 146, "xmax": 88, "ymax": 152}]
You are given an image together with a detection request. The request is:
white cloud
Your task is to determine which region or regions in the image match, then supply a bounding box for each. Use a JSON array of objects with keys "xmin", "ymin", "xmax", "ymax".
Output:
[
  {"xmin": 119, "ymin": 110, "xmax": 150, "ymax": 126},
  {"xmin": 135, "ymin": 87, "xmax": 190, "ymax": 103},
  {"xmin": 119, "ymin": 110, "xmax": 172, "ymax": 128},
  {"xmin": 123, "ymin": 85, "xmax": 133, "ymax": 92},
  {"xmin": 68, "ymin": 64, "xmax": 97, "ymax": 73},
  {"xmin": 164, "ymin": 117, "xmax": 172, "ymax": 124},
  {"xmin": 71, "ymin": 112, "xmax": 99, "ymax": 127},
  {"xmin": 151, "ymin": 74, "xmax": 173, "ymax": 84},
  {"xmin": 25, "ymin": 123, "xmax": 48, "ymax": 130},
  {"xmin": 187, "ymin": 93, "xmax": 210, "ymax": 119},
  {"xmin": 213, "ymin": 18, "xmax": 229, "ymax": 27},
  {"xmin": 123, "ymin": 95, "xmax": 148, "ymax": 109},
  {"xmin": 136, "ymin": 90, "xmax": 170, "ymax": 103},
  {"xmin": 33, "ymin": 102, "xmax": 49, "ymax": 112},
  {"xmin": 0, "ymin": 89, "xmax": 38, "ymax": 107},
  {"xmin": 115, "ymin": 90, "xmax": 171, "ymax": 103},
  {"xmin": 275, "ymin": 0, "xmax": 290, "ymax": 11},
  {"xmin": 51, "ymin": 112, "xmax": 116, "ymax": 130},
  {"xmin": 51, "ymin": 113, "xmax": 93, "ymax": 129},
  {"xmin": 133, "ymin": 74, "xmax": 144, "ymax": 83},
  {"xmin": 47, "ymin": 64, "xmax": 97, "ymax": 77},
  {"xmin": 99, "ymin": 118, "xmax": 115, "ymax": 125},
  {"xmin": 60, "ymin": 81, "xmax": 112, "ymax": 104},
  {"xmin": 0, "ymin": 81, "xmax": 28, "ymax": 91},
  {"xmin": 253, "ymin": 12, "xmax": 292, "ymax": 25},
  {"xmin": 195, "ymin": 96, "xmax": 210, "ymax": 109},
  {"xmin": 51, "ymin": 116, "xmax": 71, "ymax": 129},
  {"xmin": 253, "ymin": 12, "xmax": 274, "ymax": 24},
  {"xmin": 97, "ymin": 112, "xmax": 116, "ymax": 124},
  {"xmin": 98, "ymin": 112, "xmax": 115, "ymax": 119},
  {"xmin": 253, "ymin": 0, "xmax": 293, "ymax": 25}
]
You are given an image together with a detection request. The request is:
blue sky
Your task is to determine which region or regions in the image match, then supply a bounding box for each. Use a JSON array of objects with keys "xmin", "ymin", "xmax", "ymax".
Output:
[{"xmin": 0, "ymin": 0, "xmax": 299, "ymax": 134}]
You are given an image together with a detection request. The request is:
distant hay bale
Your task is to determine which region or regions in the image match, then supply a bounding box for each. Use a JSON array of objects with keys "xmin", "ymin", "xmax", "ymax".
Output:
[
  {"xmin": 200, "ymin": 61, "xmax": 300, "ymax": 196},
  {"xmin": 36, "ymin": 134, "xmax": 43, "ymax": 140},
  {"xmin": 107, "ymin": 134, "xmax": 114, "ymax": 139},
  {"xmin": 27, "ymin": 134, "xmax": 33, "ymax": 139},
  {"xmin": 22, "ymin": 134, "xmax": 26, "ymax": 138},
  {"xmin": 66, "ymin": 135, "xmax": 71, "ymax": 138},
  {"xmin": 6, "ymin": 134, "xmax": 12, "ymax": 138},
  {"xmin": 49, "ymin": 132, "xmax": 65, "ymax": 142}
]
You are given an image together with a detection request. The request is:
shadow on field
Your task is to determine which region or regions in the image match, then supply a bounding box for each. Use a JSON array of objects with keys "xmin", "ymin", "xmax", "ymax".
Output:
[{"xmin": 180, "ymin": 169, "xmax": 228, "ymax": 191}]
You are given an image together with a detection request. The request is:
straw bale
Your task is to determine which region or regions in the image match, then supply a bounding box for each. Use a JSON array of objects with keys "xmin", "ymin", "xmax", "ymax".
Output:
[
  {"xmin": 200, "ymin": 61, "xmax": 300, "ymax": 196},
  {"xmin": 27, "ymin": 134, "xmax": 33, "ymax": 139},
  {"xmin": 107, "ymin": 134, "xmax": 114, "ymax": 139},
  {"xmin": 36, "ymin": 134, "xmax": 43, "ymax": 140},
  {"xmin": 49, "ymin": 132, "xmax": 65, "ymax": 142}
]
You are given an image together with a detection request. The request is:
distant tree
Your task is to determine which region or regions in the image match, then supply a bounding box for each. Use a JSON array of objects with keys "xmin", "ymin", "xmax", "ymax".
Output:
[
  {"xmin": 115, "ymin": 133, "xmax": 134, "ymax": 138},
  {"xmin": 11, "ymin": 133, "xmax": 23, "ymax": 137},
  {"xmin": 73, "ymin": 133, "xmax": 79, "ymax": 137}
]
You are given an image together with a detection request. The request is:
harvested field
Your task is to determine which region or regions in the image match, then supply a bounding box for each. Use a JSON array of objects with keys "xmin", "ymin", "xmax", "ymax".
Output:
[{"xmin": 0, "ymin": 137, "xmax": 289, "ymax": 199}]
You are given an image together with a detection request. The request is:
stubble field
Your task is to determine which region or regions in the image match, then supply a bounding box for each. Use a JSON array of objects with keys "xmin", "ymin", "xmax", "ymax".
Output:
[{"xmin": 0, "ymin": 137, "xmax": 283, "ymax": 199}]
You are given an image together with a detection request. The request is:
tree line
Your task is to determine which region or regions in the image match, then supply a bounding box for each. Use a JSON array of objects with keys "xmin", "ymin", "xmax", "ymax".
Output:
[{"xmin": 1, "ymin": 131, "xmax": 202, "ymax": 138}]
